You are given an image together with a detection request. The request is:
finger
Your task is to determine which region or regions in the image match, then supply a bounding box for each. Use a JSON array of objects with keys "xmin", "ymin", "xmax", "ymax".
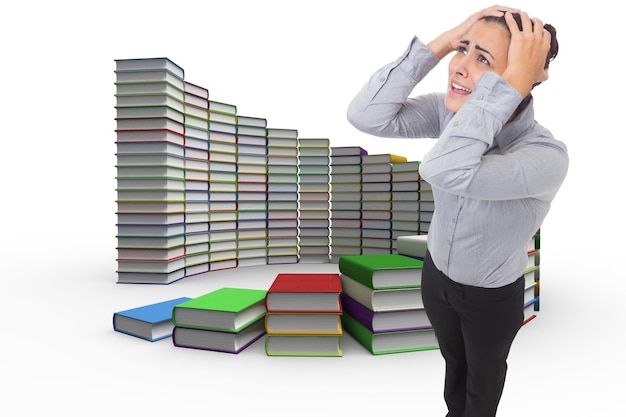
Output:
[
  {"xmin": 541, "ymin": 26, "xmax": 552, "ymax": 52},
  {"xmin": 531, "ymin": 17, "xmax": 545, "ymax": 35},
  {"xmin": 542, "ymin": 27, "xmax": 552, "ymax": 44},
  {"xmin": 518, "ymin": 12, "xmax": 533, "ymax": 33},
  {"xmin": 503, "ymin": 10, "xmax": 519, "ymax": 33}
]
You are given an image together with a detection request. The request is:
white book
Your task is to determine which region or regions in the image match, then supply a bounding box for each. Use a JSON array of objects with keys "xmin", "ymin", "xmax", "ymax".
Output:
[
  {"xmin": 116, "ymin": 93, "xmax": 185, "ymax": 113},
  {"xmin": 115, "ymin": 69, "xmax": 184, "ymax": 90},
  {"xmin": 115, "ymin": 57, "xmax": 184, "ymax": 78},
  {"xmin": 340, "ymin": 274, "xmax": 423, "ymax": 312},
  {"xmin": 115, "ymin": 81, "xmax": 184, "ymax": 102},
  {"xmin": 395, "ymin": 235, "xmax": 428, "ymax": 259}
]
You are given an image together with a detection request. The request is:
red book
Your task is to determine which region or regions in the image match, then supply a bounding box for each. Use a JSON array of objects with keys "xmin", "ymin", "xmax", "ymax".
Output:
[{"xmin": 265, "ymin": 273, "xmax": 342, "ymax": 313}]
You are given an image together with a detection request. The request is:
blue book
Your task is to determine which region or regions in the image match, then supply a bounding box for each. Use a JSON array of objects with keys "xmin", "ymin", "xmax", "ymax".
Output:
[{"xmin": 113, "ymin": 297, "xmax": 192, "ymax": 342}]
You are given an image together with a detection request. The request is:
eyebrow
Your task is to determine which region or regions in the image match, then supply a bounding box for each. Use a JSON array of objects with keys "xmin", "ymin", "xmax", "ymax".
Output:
[{"xmin": 460, "ymin": 40, "xmax": 495, "ymax": 60}]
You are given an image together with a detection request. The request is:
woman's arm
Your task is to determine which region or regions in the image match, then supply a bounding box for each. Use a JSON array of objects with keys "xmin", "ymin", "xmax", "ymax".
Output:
[
  {"xmin": 346, "ymin": 37, "xmax": 444, "ymax": 139},
  {"xmin": 418, "ymin": 71, "xmax": 568, "ymax": 200}
]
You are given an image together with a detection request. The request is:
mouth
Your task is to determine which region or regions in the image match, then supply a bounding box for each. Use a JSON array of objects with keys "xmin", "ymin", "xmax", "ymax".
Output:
[{"xmin": 450, "ymin": 82, "xmax": 472, "ymax": 95}]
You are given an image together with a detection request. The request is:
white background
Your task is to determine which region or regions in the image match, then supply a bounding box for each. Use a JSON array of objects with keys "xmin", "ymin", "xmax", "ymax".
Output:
[{"xmin": 2, "ymin": 0, "xmax": 622, "ymax": 415}]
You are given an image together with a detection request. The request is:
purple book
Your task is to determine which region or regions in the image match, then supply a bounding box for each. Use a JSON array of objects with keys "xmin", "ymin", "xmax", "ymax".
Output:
[
  {"xmin": 341, "ymin": 293, "xmax": 432, "ymax": 333},
  {"xmin": 172, "ymin": 317, "xmax": 265, "ymax": 354}
]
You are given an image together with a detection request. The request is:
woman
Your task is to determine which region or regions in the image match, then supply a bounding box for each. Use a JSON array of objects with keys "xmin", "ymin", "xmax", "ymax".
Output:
[{"xmin": 346, "ymin": 6, "xmax": 568, "ymax": 417}]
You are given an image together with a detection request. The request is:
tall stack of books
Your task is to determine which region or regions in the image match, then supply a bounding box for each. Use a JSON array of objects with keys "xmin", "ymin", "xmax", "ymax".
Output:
[
  {"xmin": 390, "ymin": 160, "xmax": 421, "ymax": 253},
  {"xmin": 236, "ymin": 115, "xmax": 269, "ymax": 268},
  {"xmin": 297, "ymin": 138, "xmax": 331, "ymax": 263},
  {"xmin": 266, "ymin": 128, "xmax": 300, "ymax": 265},
  {"xmin": 172, "ymin": 287, "xmax": 267, "ymax": 354},
  {"xmin": 418, "ymin": 172, "xmax": 435, "ymax": 235},
  {"xmin": 338, "ymin": 254, "xmax": 438, "ymax": 355},
  {"xmin": 360, "ymin": 154, "xmax": 407, "ymax": 254},
  {"xmin": 114, "ymin": 57, "xmax": 188, "ymax": 284},
  {"xmin": 264, "ymin": 273, "xmax": 343, "ymax": 356},
  {"xmin": 329, "ymin": 146, "xmax": 367, "ymax": 263},
  {"xmin": 208, "ymin": 100, "xmax": 239, "ymax": 272},
  {"xmin": 182, "ymin": 81, "xmax": 211, "ymax": 277}
]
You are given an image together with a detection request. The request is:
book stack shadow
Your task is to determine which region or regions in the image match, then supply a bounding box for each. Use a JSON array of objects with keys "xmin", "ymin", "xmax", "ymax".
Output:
[
  {"xmin": 264, "ymin": 273, "xmax": 343, "ymax": 357},
  {"xmin": 338, "ymin": 253, "xmax": 438, "ymax": 355}
]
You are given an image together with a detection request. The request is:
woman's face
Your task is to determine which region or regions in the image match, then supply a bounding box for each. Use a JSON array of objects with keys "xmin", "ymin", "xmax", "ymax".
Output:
[{"xmin": 445, "ymin": 20, "xmax": 511, "ymax": 113}]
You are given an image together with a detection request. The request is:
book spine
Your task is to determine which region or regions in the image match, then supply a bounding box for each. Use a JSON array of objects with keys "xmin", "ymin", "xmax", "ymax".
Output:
[
  {"xmin": 340, "ymin": 293, "xmax": 375, "ymax": 332},
  {"xmin": 341, "ymin": 313, "xmax": 374, "ymax": 353}
]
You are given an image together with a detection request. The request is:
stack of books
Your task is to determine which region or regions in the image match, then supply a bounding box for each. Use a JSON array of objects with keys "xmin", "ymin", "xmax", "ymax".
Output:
[
  {"xmin": 390, "ymin": 161, "xmax": 421, "ymax": 252},
  {"xmin": 360, "ymin": 154, "xmax": 407, "ymax": 254},
  {"xmin": 329, "ymin": 146, "xmax": 367, "ymax": 263},
  {"xmin": 264, "ymin": 273, "xmax": 343, "ymax": 356},
  {"xmin": 266, "ymin": 128, "xmax": 300, "ymax": 265},
  {"xmin": 114, "ymin": 57, "xmax": 188, "ymax": 284},
  {"xmin": 172, "ymin": 287, "xmax": 267, "ymax": 354},
  {"xmin": 207, "ymin": 100, "xmax": 239, "ymax": 272},
  {"xmin": 182, "ymin": 81, "xmax": 211, "ymax": 277},
  {"xmin": 236, "ymin": 115, "xmax": 270, "ymax": 268},
  {"xmin": 523, "ymin": 229, "xmax": 541, "ymax": 324},
  {"xmin": 297, "ymin": 138, "xmax": 331, "ymax": 263},
  {"xmin": 418, "ymin": 172, "xmax": 435, "ymax": 235},
  {"xmin": 338, "ymin": 254, "xmax": 438, "ymax": 355}
]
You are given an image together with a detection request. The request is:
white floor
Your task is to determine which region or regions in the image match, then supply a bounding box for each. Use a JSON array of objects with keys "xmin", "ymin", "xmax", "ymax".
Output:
[{"xmin": 4, "ymin": 234, "xmax": 620, "ymax": 416}]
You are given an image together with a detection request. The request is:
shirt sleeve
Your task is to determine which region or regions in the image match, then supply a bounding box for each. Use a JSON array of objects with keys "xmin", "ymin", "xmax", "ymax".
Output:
[
  {"xmin": 418, "ymin": 71, "xmax": 569, "ymax": 200},
  {"xmin": 346, "ymin": 36, "xmax": 445, "ymax": 138}
]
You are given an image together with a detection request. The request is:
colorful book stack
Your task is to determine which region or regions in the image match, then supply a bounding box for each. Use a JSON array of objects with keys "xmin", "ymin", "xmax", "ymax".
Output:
[
  {"xmin": 114, "ymin": 57, "xmax": 188, "ymax": 284},
  {"xmin": 266, "ymin": 128, "xmax": 300, "ymax": 265},
  {"xmin": 264, "ymin": 273, "xmax": 343, "ymax": 356},
  {"xmin": 338, "ymin": 254, "xmax": 438, "ymax": 355},
  {"xmin": 297, "ymin": 138, "xmax": 331, "ymax": 263},
  {"xmin": 329, "ymin": 146, "xmax": 367, "ymax": 263},
  {"xmin": 207, "ymin": 100, "xmax": 239, "ymax": 272},
  {"xmin": 236, "ymin": 115, "xmax": 269, "ymax": 268},
  {"xmin": 182, "ymin": 81, "xmax": 211, "ymax": 277},
  {"xmin": 390, "ymin": 160, "xmax": 421, "ymax": 253},
  {"xmin": 523, "ymin": 229, "xmax": 541, "ymax": 324},
  {"xmin": 113, "ymin": 296, "xmax": 192, "ymax": 341},
  {"xmin": 360, "ymin": 154, "xmax": 407, "ymax": 254},
  {"xmin": 419, "ymin": 172, "xmax": 435, "ymax": 235},
  {"xmin": 172, "ymin": 287, "xmax": 267, "ymax": 354}
]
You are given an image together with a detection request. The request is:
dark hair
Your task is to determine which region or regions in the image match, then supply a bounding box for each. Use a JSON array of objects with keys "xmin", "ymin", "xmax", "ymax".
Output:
[
  {"xmin": 483, "ymin": 13, "xmax": 559, "ymax": 70},
  {"xmin": 482, "ymin": 13, "xmax": 559, "ymax": 116}
]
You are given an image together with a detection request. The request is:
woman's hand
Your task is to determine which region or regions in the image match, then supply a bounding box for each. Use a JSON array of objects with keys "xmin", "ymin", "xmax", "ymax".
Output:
[
  {"xmin": 427, "ymin": 5, "xmax": 520, "ymax": 59},
  {"xmin": 502, "ymin": 11, "xmax": 552, "ymax": 97}
]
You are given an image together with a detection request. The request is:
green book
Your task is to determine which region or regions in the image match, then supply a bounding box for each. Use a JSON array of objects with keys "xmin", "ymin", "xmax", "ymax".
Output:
[
  {"xmin": 342, "ymin": 313, "xmax": 438, "ymax": 355},
  {"xmin": 172, "ymin": 287, "xmax": 267, "ymax": 332},
  {"xmin": 338, "ymin": 254, "xmax": 424, "ymax": 289}
]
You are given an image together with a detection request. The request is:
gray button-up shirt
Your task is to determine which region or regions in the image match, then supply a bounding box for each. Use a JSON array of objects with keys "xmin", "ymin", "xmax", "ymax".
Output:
[{"xmin": 347, "ymin": 37, "xmax": 568, "ymax": 288}]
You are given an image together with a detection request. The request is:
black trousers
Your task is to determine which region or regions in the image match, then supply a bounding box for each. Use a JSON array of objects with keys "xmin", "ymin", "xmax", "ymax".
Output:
[{"xmin": 421, "ymin": 251, "xmax": 525, "ymax": 417}]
